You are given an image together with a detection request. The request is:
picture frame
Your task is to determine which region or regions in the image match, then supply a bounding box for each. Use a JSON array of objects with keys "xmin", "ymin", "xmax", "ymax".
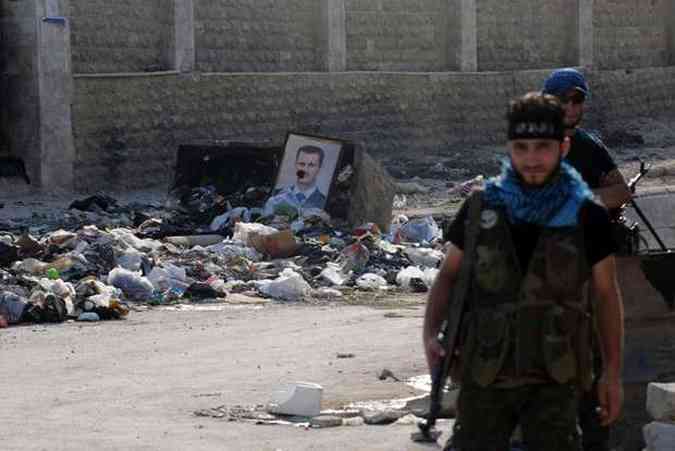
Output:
[{"xmin": 263, "ymin": 132, "xmax": 346, "ymax": 216}]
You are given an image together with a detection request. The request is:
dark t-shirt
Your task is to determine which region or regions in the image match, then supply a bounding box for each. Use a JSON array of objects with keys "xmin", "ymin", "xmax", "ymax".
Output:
[
  {"xmin": 445, "ymin": 199, "xmax": 617, "ymax": 269},
  {"xmin": 565, "ymin": 128, "xmax": 617, "ymax": 189}
]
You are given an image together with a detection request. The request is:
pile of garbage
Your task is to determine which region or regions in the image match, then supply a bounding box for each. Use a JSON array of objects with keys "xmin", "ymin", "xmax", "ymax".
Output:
[{"xmin": 0, "ymin": 184, "xmax": 448, "ymax": 326}]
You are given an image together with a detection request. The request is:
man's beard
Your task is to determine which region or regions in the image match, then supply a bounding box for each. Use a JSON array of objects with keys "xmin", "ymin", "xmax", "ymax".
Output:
[
  {"xmin": 514, "ymin": 156, "xmax": 563, "ymax": 189},
  {"xmin": 564, "ymin": 110, "xmax": 583, "ymax": 130}
]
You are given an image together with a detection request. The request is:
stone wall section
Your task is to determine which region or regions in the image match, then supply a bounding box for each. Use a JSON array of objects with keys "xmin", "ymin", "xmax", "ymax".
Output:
[
  {"xmin": 68, "ymin": 0, "xmax": 173, "ymax": 73},
  {"xmin": 594, "ymin": 0, "xmax": 669, "ymax": 69},
  {"xmin": 476, "ymin": 0, "xmax": 577, "ymax": 71},
  {"xmin": 194, "ymin": 0, "xmax": 320, "ymax": 72},
  {"xmin": 71, "ymin": 67, "xmax": 675, "ymax": 192},
  {"xmin": 344, "ymin": 0, "xmax": 446, "ymax": 71},
  {"xmin": 0, "ymin": 0, "xmax": 40, "ymax": 184}
]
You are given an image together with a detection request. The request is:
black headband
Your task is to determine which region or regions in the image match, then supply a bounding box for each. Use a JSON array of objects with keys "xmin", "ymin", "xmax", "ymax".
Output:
[{"xmin": 508, "ymin": 120, "xmax": 565, "ymax": 141}]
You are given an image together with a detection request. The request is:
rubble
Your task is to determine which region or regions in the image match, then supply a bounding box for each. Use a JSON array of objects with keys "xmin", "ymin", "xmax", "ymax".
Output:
[{"xmin": 0, "ymin": 146, "xmax": 450, "ymax": 328}]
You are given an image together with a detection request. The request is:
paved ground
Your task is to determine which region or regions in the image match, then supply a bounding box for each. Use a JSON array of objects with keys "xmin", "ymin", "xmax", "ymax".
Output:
[{"xmin": 0, "ymin": 300, "xmax": 458, "ymax": 451}]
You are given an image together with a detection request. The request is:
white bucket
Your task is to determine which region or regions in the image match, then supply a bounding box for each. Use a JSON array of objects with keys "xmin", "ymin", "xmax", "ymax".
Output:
[{"xmin": 267, "ymin": 382, "xmax": 323, "ymax": 417}]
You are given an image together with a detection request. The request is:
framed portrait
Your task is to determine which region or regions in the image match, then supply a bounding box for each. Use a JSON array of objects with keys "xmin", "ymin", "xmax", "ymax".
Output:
[{"xmin": 263, "ymin": 132, "xmax": 345, "ymax": 216}]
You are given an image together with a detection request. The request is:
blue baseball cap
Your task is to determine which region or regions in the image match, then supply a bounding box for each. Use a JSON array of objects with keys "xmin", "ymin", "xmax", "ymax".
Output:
[{"xmin": 542, "ymin": 68, "xmax": 590, "ymax": 99}]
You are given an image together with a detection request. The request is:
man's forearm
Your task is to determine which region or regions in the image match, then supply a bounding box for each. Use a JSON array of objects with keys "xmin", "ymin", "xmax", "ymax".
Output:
[
  {"xmin": 423, "ymin": 272, "xmax": 452, "ymax": 342},
  {"xmin": 593, "ymin": 257, "xmax": 625, "ymax": 377},
  {"xmin": 423, "ymin": 246, "xmax": 463, "ymax": 342},
  {"xmin": 595, "ymin": 169, "xmax": 631, "ymax": 210},
  {"xmin": 594, "ymin": 184, "xmax": 632, "ymax": 210}
]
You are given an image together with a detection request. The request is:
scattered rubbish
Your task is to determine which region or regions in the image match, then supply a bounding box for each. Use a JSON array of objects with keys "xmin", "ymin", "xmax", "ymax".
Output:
[
  {"xmin": 378, "ymin": 368, "xmax": 402, "ymax": 382},
  {"xmin": 255, "ymin": 269, "xmax": 312, "ymax": 302},
  {"xmin": 404, "ymin": 247, "xmax": 444, "ymax": 268},
  {"xmin": 338, "ymin": 243, "xmax": 370, "ymax": 273},
  {"xmin": 320, "ymin": 264, "xmax": 349, "ymax": 287},
  {"xmin": 108, "ymin": 267, "xmax": 154, "ymax": 301},
  {"xmin": 356, "ymin": 273, "xmax": 388, "ymax": 290},
  {"xmin": 267, "ymin": 382, "xmax": 323, "ymax": 417},
  {"xmin": 396, "ymin": 266, "xmax": 426, "ymax": 290},
  {"xmin": 165, "ymin": 234, "xmax": 224, "ymax": 247},
  {"xmin": 396, "ymin": 216, "xmax": 442, "ymax": 243},
  {"xmin": 249, "ymin": 230, "xmax": 299, "ymax": 259},
  {"xmin": 310, "ymin": 415, "xmax": 343, "ymax": 428},
  {"xmin": 77, "ymin": 312, "xmax": 100, "ymax": 322},
  {"xmin": 362, "ymin": 409, "xmax": 408, "ymax": 425}
]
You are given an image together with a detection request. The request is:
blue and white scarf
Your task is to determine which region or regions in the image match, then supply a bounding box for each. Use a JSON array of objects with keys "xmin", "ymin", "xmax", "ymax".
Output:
[{"xmin": 483, "ymin": 159, "xmax": 593, "ymax": 227}]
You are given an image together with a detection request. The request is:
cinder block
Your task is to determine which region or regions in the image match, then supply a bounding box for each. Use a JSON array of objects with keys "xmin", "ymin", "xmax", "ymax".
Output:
[
  {"xmin": 647, "ymin": 383, "xmax": 675, "ymax": 422},
  {"xmin": 643, "ymin": 421, "xmax": 675, "ymax": 451}
]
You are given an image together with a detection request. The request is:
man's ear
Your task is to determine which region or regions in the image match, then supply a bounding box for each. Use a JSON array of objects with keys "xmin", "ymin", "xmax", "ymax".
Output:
[{"xmin": 560, "ymin": 137, "xmax": 571, "ymax": 158}]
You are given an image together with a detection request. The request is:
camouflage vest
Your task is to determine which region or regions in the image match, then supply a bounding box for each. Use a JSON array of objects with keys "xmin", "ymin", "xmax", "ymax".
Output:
[{"xmin": 462, "ymin": 205, "xmax": 593, "ymax": 390}]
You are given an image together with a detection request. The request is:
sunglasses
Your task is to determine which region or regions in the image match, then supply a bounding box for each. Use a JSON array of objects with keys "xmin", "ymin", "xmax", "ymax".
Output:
[{"xmin": 559, "ymin": 92, "xmax": 586, "ymax": 105}]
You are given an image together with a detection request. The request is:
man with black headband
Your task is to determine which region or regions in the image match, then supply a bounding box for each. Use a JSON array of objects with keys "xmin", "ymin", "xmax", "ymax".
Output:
[
  {"xmin": 544, "ymin": 68, "xmax": 630, "ymax": 451},
  {"xmin": 424, "ymin": 92, "xmax": 623, "ymax": 451}
]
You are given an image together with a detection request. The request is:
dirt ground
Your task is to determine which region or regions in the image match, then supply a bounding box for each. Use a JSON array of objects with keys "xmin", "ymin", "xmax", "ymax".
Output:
[{"xmin": 0, "ymin": 299, "xmax": 459, "ymax": 451}]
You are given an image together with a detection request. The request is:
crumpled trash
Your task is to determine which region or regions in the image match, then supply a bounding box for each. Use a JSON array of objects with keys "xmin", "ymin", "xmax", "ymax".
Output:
[
  {"xmin": 210, "ymin": 207, "xmax": 252, "ymax": 232},
  {"xmin": 320, "ymin": 263, "xmax": 349, "ymax": 286},
  {"xmin": 185, "ymin": 282, "xmax": 222, "ymax": 300},
  {"xmin": 0, "ymin": 241, "xmax": 19, "ymax": 267},
  {"xmin": 356, "ymin": 273, "xmax": 388, "ymax": 290},
  {"xmin": 249, "ymin": 230, "xmax": 299, "ymax": 259},
  {"xmin": 206, "ymin": 240, "xmax": 262, "ymax": 262},
  {"xmin": 0, "ymin": 291, "xmax": 29, "ymax": 323},
  {"xmin": 46, "ymin": 230, "xmax": 78, "ymax": 249},
  {"xmin": 108, "ymin": 267, "xmax": 154, "ymax": 301},
  {"xmin": 164, "ymin": 234, "xmax": 223, "ymax": 247},
  {"xmin": 116, "ymin": 249, "xmax": 144, "ymax": 271},
  {"xmin": 233, "ymin": 222, "xmax": 279, "ymax": 245},
  {"xmin": 404, "ymin": 247, "xmax": 444, "ymax": 268},
  {"xmin": 69, "ymin": 194, "xmax": 118, "ymax": 212},
  {"xmin": 392, "ymin": 194, "xmax": 407, "ymax": 209},
  {"xmin": 338, "ymin": 243, "xmax": 370, "ymax": 273},
  {"xmin": 147, "ymin": 263, "xmax": 189, "ymax": 295},
  {"xmin": 395, "ymin": 216, "xmax": 442, "ymax": 244},
  {"xmin": 255, "ymin": 268, "xmax": 312, "ymax": 302},
  {"xmin": 110, "ymin": 228, "xmax": 161, "ymax": 253},
  {"xmin": 77, "ymin": 312, "xmax": 100, "ymax": 322},
  {"xmin": 395, "ymin": 266, "xmax": 426, "ymax": 290}
]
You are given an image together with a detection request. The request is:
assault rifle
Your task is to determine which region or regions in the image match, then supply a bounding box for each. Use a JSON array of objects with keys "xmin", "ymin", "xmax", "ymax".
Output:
[
  {"xmin": 613, "ymin": 161, "xmax": 668, "ymax": 253},
  {"xmin": 411, "ymin": 194, "xmax": 481, "ymax": 444}
]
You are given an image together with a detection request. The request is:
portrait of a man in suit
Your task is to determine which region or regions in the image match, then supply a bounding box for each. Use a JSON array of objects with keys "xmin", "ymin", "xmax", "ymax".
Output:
[{"xmin": 264, "ymin": 145, "xmax": 328, "ymax": 215}]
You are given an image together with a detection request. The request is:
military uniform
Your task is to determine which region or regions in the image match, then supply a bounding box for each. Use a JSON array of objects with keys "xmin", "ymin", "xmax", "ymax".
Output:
[{"xmin": 445, "ymin": 192, "xmax": 615, "ymax": 451}]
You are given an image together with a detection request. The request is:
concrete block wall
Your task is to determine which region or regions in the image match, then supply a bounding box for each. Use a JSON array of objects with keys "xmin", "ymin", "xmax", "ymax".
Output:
[
  {"xmin": 194, "ymin": 0, "xmax": 321, "ymax": 73},
  {"xmin": 344, "ymin": 0, "xmax": 447, "ymax": 71},
  {"xmin": 594, "ymin": 0, "xmax": 670, "ymax": 70},
  {"xmin": 71, "ymin": 66, "xmax": 675, "ymax": 192},
  {"xmin": 68, "ymin": 0, "xmax": 174, "ymax": 73},
  {"xmin": 476, "ymin": 0, "xmax": 577, "ymax": 71},
  {"xmin": 0, "ymin": 0, "xmax": 41, "ymax": 185}
]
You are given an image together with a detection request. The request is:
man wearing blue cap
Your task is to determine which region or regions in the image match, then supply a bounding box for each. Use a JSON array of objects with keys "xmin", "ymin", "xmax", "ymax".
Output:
[
  {"xmin": 543, "ymin": 68, "xmax": 629, "ymax": 451},
  {"xmin": 542, "ymin": 68, "xmax": 631, "ymax": 210}
]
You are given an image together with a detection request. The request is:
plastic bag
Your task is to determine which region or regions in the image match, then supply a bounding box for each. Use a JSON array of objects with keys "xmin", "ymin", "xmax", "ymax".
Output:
[
  {"xmin": 108, "ymin": 267, "xmax": 154, "ymax": 301},
  {"xmin": 255, "ymin": 269, "xmax": 311, "ymax": 302},
  {"xmin": 356, "ymin": 273, "xmax": 388, "ymax": 290},
  {"xmin": 404, "ymin": 247, "xmax": 444, "ymax": 268}
]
